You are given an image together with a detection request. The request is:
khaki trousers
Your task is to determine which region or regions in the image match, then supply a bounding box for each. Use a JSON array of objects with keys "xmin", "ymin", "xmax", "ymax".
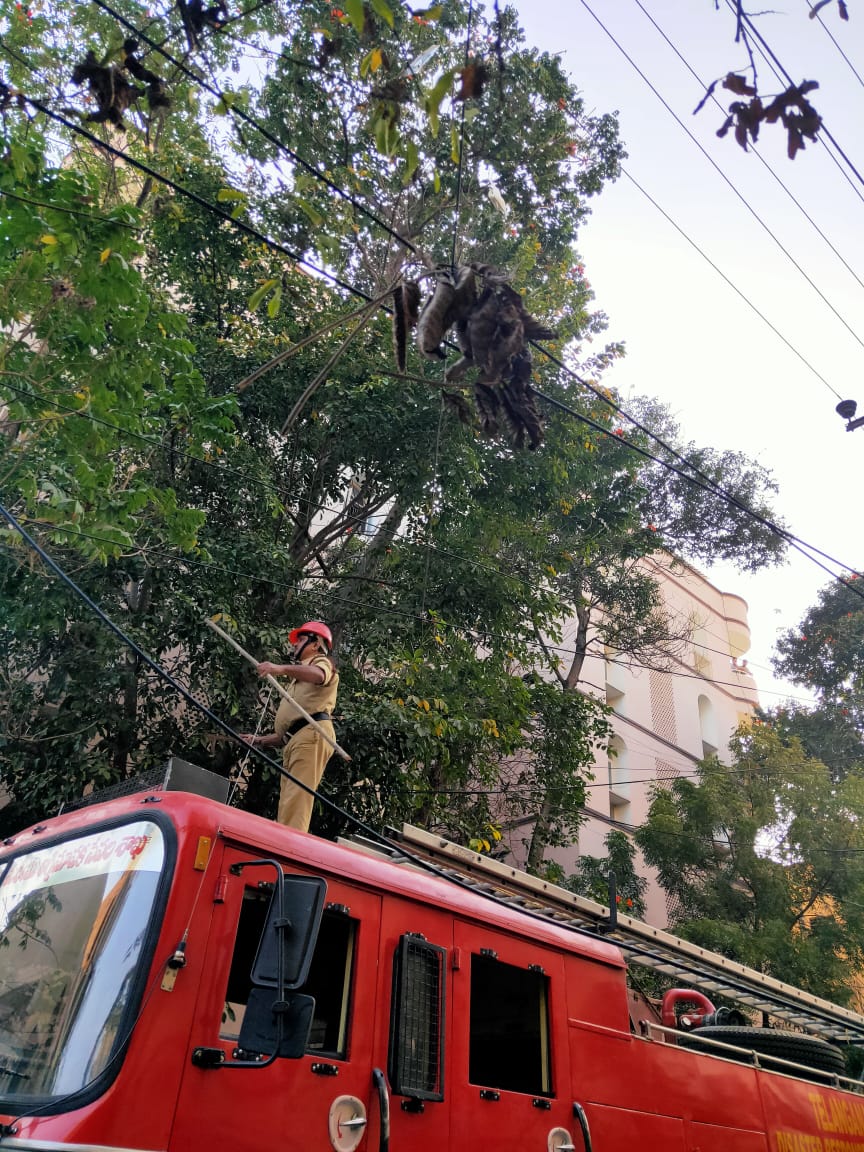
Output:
[{"xmin": 277, "ymin": 722, "xmax": 334, "ymax": 832}]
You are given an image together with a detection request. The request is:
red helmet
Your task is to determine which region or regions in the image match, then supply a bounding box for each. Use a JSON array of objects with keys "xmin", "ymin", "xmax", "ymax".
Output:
[{"xmin": 289, "ymin": 621, "xmax": 333, "ymax": 651}]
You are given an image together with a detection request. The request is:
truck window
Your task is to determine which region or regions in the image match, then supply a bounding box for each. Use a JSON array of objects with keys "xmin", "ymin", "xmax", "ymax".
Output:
[
  {"xmin": 222, "ymin": 890, "xmax": 357, "ymax": 1059},
  {"xmin": 0, "ymin": 820, "xmax": 167, "ymax": 1102},
  {"xmin": 388, "ymin": 934, "xmax": 445, "ymax": 1100},
  {"xmin": 468, "ymin": 953, "xmax": 551, "ymax": 1096}
]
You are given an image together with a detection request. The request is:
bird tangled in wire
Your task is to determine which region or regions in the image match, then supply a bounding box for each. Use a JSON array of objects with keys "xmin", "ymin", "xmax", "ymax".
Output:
[
  {"xmin": 70, "ymin": 41, "xmax": 169, "ymax": 130},
  {"xmin": 397, "ymin": 264, "xmax": 555, "ymax": 450}
]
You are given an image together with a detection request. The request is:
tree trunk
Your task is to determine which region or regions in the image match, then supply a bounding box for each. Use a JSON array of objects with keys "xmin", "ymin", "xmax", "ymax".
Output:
[
  {"xmin": 111, "ymin": 572, "xmax": 151, "ymax": 778},
  {"xmin": 525, "ymin": 601, "xmax": 593, "ymax": 871},
  {"xmin": 525, "ymin": 797, "xmax": 553, "ymax": 875}
]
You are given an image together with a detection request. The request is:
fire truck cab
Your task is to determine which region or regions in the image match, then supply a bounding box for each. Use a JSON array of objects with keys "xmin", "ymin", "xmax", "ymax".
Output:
[{"xmin": 0, "ymin": 775, "xmax": 862, "ymax": 1152}]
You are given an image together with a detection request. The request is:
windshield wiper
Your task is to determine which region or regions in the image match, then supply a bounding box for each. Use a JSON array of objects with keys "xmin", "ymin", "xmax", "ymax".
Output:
[{"xmin": 0, "ymin": 1067, "xmax": 28, "ymax": 1080}]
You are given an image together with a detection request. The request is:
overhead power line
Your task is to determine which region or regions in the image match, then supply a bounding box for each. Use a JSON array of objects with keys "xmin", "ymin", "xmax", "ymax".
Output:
[
  {"xmin": 576, "ymin": 0, "xmax": 864, "ymax": 381},
  {"xmin": 805, "ymin": 0, "xmax": 864, "ymax": 93},
  {"xmin": 5, "ymin": 515, "xmax": 825, "ymax": 708},
  {"xmin": 619, "ymin": 167, "xmax": 839, "ymax": 396},
  {"xmin": 90, "ymin": 0, "xmax": 419, "ymax": 257},
  {"xmin": 11, "ymin": 63, "xmax": 864, "ymax": 605},
  {"xmin": 631, "ymin": 0, "xmax": 864, "ymax": 306},
  {"xmin": 730, "ymin": 0, "xmax": 864, "ymax": 194}
]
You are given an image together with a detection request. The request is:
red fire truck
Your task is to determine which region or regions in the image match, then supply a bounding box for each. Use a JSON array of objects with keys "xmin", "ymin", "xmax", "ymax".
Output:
[{"xmin": 0, "ymin": 761, "xmax": 862, "ymax": 1152}]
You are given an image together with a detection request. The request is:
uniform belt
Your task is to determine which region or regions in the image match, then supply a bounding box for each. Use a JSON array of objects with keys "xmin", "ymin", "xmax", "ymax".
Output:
[{"xmin": 282, "ymin": 712, "xmax": 331, "ymax": 744}]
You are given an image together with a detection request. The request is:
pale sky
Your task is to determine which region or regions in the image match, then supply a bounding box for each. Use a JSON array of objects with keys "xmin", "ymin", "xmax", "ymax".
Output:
[{"xmin": 516, "ymin": 0, "xmax": 864, "ymax": 705}]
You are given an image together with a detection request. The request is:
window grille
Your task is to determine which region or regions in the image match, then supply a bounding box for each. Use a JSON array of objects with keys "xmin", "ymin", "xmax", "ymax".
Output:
[{"xmin": 388, "ymin": 934, "xmax": 446, "ymax": 1100}]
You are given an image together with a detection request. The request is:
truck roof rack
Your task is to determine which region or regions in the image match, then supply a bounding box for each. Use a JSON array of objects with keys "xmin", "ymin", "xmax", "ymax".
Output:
[{"xmin": 388, "ymin": 823, "xmax": 864, "ymax": 1045}]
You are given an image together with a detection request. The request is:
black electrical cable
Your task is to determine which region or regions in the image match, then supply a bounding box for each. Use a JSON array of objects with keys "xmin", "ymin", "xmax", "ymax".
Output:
[
  {"xmin": 731, "ymin": 0, "xmax": 864, "ymax": 194},
  {"xmin": 532, "ymin": 383, "xmax": 864, "ymax": 601},
  {"xmin": 11, "ymin": 511, "xmax": 823, "ymax": 702},
  {"xmin": 25, "ymin": 97, "xmax": 373, "ymax": 304},
  {"xmin": 619, "ymin": 167, "xmax": 839, "ymax": 395},
  {"xmin": 5, "ymin": 509, "xmax": 863, "ymax": 1037},
  {"xmin": 576, "ymin": 0, "xmax": 864, "ymax": 369},
  {"xmin": 0, "ymin": 188, "xmax": 141, "ymax": 229},
  {"xmin": 0, "ymin": 500, "xmax": 385, "ymax": 824},
  {"xmin": 630, "ymin": 0, "xmax": 864, "ymax": 307},
  {"xmin": 13, "ymin": 92, "xmax": 864, "ymax": 603},
  {"xmin": 89, "ymin": 0, "xmax": 419, "ymax": 256},
  {"xmin": 806, "ymin": 0, "xmax": 864, "ymax": 93}
]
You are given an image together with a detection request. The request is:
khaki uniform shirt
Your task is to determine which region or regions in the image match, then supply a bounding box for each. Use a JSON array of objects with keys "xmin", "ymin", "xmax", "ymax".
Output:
[{"xmin": 274, "ymin": 655, "xmax": 339, "ymax": 739}]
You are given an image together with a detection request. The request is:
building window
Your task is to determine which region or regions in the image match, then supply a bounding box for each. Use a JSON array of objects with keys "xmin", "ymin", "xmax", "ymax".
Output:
[
  {"xmin": 389, "ymin": 934, "xmax": 446, "ymax": 1100},
  {"xmin": 698, "ymin": 694, "xmax": 718, "ymax": 757},
  {"xmin": 469, "ymin": 953, "xmax": 551, "ymax": 1096},
  {"xmin": 222, "ymin": 891, "xmax": 357, "ymax": 1059},
  {"xmin": 604, "ymin": 658, "xmax": 626, "ymax": 717},
  {"xmin": 608, "ymin": 735, "xmax": 632, "ymax": 825}
]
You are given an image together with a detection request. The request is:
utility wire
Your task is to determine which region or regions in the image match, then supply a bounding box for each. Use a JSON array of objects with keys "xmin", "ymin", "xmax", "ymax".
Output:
[
  {"xmin": 713, "ymin": 2, "xmax": 864, "ymax": 210},
  {"xmin": 421, "ymin": 0, "xmax": 475, "ymax": 615},
  {"xmin": 805, "ymin": 0, "xmax": 864, "ymax": 92},
  {"xmin": 15, "ymin": 509, "xmax": 788, "ymax": 680},
  {"xmin": 631, "ymin": 0, "xmax": 864, "ymax": 308},
  {"xmin": 0, "ymin": 501, "xmax": 382, "ymax": 827},
  {"xmin": 619, "ymin": 167, "xmax": 838, "ymax": 395},
  {"xmin": 5, "ymin": 517, "xmax": 825, "ymax": 705},
  {"xmin": 532, "ymin": 380, "xmax": 864, "ymax": 601},
  {"xmin": 25, "ymin": 98, "xmax": 372, "ymax": 302},
  {"xmin": 450, "ymin": 0, "xmax": 473, "ymax": 267},
  {"xmin": 0, "ymin": 188, "xmax": 141, "ymax": 229},
  {"xmin": 576, "ymin": 0, "xmax": 864, "ymax": 373},
  {"xmin": 731, "ymin": 0, "xmax": 864, "ymax": 193},
  {"xmin": 90, "ymin": 0, "xmax": 419, "ymax": 256},
  {"xmin": 12, "ymin": 92, "xmax": 864, "ymax": 602}
]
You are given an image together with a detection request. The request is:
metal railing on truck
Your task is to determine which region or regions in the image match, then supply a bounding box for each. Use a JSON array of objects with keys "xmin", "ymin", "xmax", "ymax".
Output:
[{"xmin": 350, "ymin": 823, "xmax": 864, "ymax": 1046}]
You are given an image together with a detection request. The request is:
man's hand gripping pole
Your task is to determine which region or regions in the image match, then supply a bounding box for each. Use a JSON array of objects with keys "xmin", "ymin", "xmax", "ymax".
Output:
[{"xmin": 203, "ymin": 617, "xmax": 351, "ymax": 762}]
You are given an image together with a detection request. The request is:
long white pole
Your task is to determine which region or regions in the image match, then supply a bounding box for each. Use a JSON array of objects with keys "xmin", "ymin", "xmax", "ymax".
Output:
[{"xmin": 204, "ymin": 617, "xmax": 351, "ymax": 762}]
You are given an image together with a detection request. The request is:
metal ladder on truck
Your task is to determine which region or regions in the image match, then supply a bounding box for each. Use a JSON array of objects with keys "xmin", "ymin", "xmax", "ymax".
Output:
[{"xmin": 357, "ymin": 823, "xmax": 864, "ymax": 1047}]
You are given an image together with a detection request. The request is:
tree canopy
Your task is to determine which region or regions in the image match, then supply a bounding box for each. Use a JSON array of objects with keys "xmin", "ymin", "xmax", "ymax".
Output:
[
  {"xmin": 636, "ymin": 726, "xmax": 864, "ymax": 1005},
  {"xmin": 1, "ymin": 1, "xmax": 786, "ymax": 860}
]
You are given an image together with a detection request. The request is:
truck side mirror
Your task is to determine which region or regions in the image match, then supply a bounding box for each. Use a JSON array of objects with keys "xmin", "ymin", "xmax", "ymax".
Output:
[
  {"xmin": 251, "ymin": 874, "xmax": 327, "ymax": 990},
  {"xmin": 223, "ymin": 862, "xmax": 328, "ymax": 1067},
  {"xmin": 238, "ymin": 989, "xmax": 316, "ymax": 1058}
]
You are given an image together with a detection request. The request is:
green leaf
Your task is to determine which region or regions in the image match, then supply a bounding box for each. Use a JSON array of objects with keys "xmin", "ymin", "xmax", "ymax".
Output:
[
  {"xmin": 247, "ymin": 279, "xmax": 279, "ymax": 312},
  {"xmin": 216, "ymin": 187, "xmax": 247, "ymax": 202},
  {"xmin": 450, "ymin": 122, "xmax": 460, "ymax": 165},
  {"xmin": 433, "ymin": 168, "xmax": 441, "ymax": 193},
  {"xmin": 344, "ymin": 0, "xmax": 365, "ymax": 33},
  {"xmin": 295, "ymin": 196, "xmax": 324, "ymax": 227},
  {"xmin": 266, "ymin": 283, "xmax": 282, "ymax": 319},
  {"xmin": 425, "ymin": 69, "xmax": 455, "ymax": 138},
  {"xmin": 369, "ymin": 0, "xmax": 394, "ymax": 27},
  {"xmin": 402, "ymin": 139, "xmax": 419, "ymax": 186},
  {"xmin": 213, "ymin": 91, "xmax": 237, "ymax": 116}
]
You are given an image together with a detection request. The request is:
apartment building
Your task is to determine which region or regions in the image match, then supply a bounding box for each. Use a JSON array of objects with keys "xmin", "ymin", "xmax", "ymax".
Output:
[{"xmin": 502, "ymin": 555, "xmax": 760, "ymax": 928}]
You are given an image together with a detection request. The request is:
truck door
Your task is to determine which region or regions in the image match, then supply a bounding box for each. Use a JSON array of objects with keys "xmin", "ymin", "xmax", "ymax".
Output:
[
  {"xmin": 170, "ymin": 843, "xmax": 381, "ymax": 1152},
  {"xmin": 371, "ymin": 895, "xmax": 453, "ymax": 1151},
  {"xmin": 450, "ymin": 920, "xmax": 575, "ymax": 1152}
]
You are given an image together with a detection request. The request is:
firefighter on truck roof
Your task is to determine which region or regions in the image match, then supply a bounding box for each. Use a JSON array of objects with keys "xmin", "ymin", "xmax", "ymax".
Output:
[{"xmin": 240, "ymin": 621, "xmax": 339, "ymax": 833}]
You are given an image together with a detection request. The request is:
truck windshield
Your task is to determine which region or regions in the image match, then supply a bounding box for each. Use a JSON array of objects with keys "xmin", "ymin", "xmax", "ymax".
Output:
[{"xmin": 0, "ymin": 819, "xmax": 166, "ymax": 1102}]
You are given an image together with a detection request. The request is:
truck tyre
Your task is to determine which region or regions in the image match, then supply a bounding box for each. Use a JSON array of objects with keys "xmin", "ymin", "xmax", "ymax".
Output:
[{"xmin": 679, "ymin": 1026, "xmax": 845, "ymax": 1082}]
